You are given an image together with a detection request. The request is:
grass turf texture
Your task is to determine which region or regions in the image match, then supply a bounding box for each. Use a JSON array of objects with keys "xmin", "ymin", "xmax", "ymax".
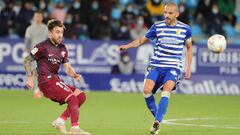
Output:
[{"xmin": 0, "ymin": 90, "xmax": 239, "ymax": 135}]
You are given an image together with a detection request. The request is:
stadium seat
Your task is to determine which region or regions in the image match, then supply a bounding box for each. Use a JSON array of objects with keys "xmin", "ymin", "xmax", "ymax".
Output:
[
  {"xmin": 236, "ymin": 13, "xmax": 240, "ymax": 23},
  {"xmin": 191, "ymin": 24, "xmax": 203, "ymax": 36},
  {"xmin": 223, "ymin": 24, "xmax": 237, "ymax": 37}
]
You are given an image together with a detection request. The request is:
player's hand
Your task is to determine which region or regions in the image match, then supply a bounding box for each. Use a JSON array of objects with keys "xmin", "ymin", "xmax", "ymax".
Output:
[
  {"xmin": 73, "ymin": 73, "xmax": 81, "ymax": 82},
  {"xmin": 26, "ymin": 76, "xmax": 34, "ymax": 89},
  {"xmin": 117, "ymin": 45, "xmax": 128, "ymax": 52},
  {"xmin": 184, "ymin": 68, "xmax": 191, "ymax": 80}
]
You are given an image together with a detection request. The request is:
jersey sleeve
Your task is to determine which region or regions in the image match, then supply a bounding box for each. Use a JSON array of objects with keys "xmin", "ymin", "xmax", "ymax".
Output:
[
  {"xmin": 30, "ymin": 44, "xmax": 45, "ymax": 60},
  {"xmin": 185, "ymin": 25, "xmax": 192, "ymax": 40},
  {"xmin": 145, "ymin": 24, "xmax": 156, "ymax": 41}
]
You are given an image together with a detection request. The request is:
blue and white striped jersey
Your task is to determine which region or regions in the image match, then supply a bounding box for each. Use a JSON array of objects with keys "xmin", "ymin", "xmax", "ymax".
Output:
[{"xmin": 145, "ymin": 21, "xmax": 192, "ymax": 71}]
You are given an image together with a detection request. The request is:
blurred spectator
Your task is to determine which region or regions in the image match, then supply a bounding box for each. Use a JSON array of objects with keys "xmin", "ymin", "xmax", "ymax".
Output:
[
  {"xmin": 51, "ymin": 2, "xmax": 66, "ymax": 23},
  {"xmin": 205, "ymin": 4, "xmax": 225, "ymax": 36},
  {"xmin": 217, "ymin": 0, "xmax": 237, "ymax": 27},
  {"xmin": 178, "ymin": 2, "xmax": 190, "ymax": 24},
  {"xmin": 146, "ymin": 0, "xmax": 164, "ymax": 22},
  {"xmin": 194, "ymin": 0, "xmax": 215, "ymax": 34},
  {"xmin": 88, "ymin": 0, "xmax": 111, "ymax": 40},
  {"xmin": 0, "ymin": 0, "xmax": 239, "ymax": 40},
  {"xmin": 111, "ymin": 51, "xmax": 135, "ymax": 75},
  {"xmin": 139, "ymin": 5, "xmax": 152, "ymax": 28},
  {"xmin": 121, "ymin": 2, "xmax": 136, "ymax": 26},
  {"xmin": 130, "ymin": 15, "xmax": 148, "ymax": 39},
  {"xmin": 34, "ymin": 0, "xmax": 50, "ymax": 23},
  {"xmin": 16, "ymin": 1, "xmax": 34, "ymax": 37},
  {"xmin": 24, "ymin": 10, "xmax": 48, "ymax": 53},
  {"xmin": 23, "ymin": 11, "xmax": 48, "ymax": 98},
  {"xmin": 65, "ymin": 0, "xmax": 88, "ymax": 39},
  {"xmin": 0, "ymin": 0, "xmax": 17, "ymax": 37}
]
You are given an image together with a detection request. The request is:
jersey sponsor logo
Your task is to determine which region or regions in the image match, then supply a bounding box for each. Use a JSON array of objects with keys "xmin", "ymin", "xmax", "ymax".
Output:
[
  {"xmin": 31, "ymin": 48, "xmax": 38, "ymax": 55},
  {"xmin": 48, "ymin": 57, "xmax": 61, "ymax": 64}
]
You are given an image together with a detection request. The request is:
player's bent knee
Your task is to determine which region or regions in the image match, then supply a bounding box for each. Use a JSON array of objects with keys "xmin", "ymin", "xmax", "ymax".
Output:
[
  {"xmin": 67, "ymin": 95, "xmax": 79, "ymax": 108},
  {"xmin": 143, "ymin": 89, "xmax": 152, "ymax": 95},
  {"xmin": 77, "ymin": 92, "xmax": 86, "ymax": 106},
  {"xmin": 143, "ymin": 86, "xmax": 153, "ymax": 94}
]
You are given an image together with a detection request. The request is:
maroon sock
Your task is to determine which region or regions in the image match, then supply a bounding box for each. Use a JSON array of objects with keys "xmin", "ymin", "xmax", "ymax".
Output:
[
  {"xmin": 60, "ymin": 92, "xmax": 86, "ymax": 120},
  {"xmin": 66, "ymin": 95, "xmax": 79, "ymax": 126}
]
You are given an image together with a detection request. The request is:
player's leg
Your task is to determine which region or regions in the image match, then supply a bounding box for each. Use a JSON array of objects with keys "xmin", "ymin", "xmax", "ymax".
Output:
[
  {"xmin": 60, "ymin": 88, "xmax": 86, "ymax": 120},
  {"xmin": 150, "ymin": 81, "xmax": 174, "ymax": 135},
  {"xmin": 155, "ymin": 80, "xmax": 174, "ymax": 122},
  {"xmin": 151, "ymin": 69, "xmax": 180, "ymax": 134},
  {"xmin": 143, "ymin": 66, "xmax": 159, "ymax": 117},
  {"xmin": 143, "ymin": 79, "xmax": 157, "ymax": 116},
  {"xmin": 39, "ymin": 78, "xmax": 70, "ymax": 134},
  {"xmin": 54, "ymin": 85, "xmax": 90, "ymax": 135}
]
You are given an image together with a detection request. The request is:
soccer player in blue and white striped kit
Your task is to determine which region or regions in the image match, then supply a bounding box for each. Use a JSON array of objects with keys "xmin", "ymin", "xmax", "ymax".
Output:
[{"xmin": 118, "ymin": 2, "xmax": 192, "ymax": 134}]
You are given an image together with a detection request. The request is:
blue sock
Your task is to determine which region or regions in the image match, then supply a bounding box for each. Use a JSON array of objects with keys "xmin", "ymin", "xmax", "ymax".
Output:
[
  {"xmin": 144, "ymin": 94, "xmax": 157, "ymax": 117},
  {"xmin": 155, "ymin": 96, "xmax": 169, "ymax": 122}
]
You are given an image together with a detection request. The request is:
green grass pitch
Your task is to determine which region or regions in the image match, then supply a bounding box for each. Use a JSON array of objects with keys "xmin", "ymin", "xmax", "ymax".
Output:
[{"xmin": 0, "ymin": 90, "xmax": 239, "ymax": 135}]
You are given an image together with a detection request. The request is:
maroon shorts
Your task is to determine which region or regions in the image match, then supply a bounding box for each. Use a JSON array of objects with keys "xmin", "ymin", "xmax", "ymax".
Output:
[{"xmin": 38, "ymin": 77, "xmax": 76, "ymax": 105}]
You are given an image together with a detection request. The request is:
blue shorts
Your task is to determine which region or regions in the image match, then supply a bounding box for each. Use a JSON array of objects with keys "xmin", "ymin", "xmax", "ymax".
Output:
[{"xmin": 145, "ymin": 66, "xmax": 181, "ymax": 94}]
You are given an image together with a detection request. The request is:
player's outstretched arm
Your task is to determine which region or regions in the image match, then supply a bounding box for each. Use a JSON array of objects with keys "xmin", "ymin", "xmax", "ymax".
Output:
[
  {"xmin": 185, "ymin": 39, "xmax": 192, "ymax": 80},
  {"xmin": 63, "ymin": 62, "xmax": 81, "ymax": 81},
  {"xmin": 117, "ymin": 36, "xmax": 149, "ymax": 52},
  {"xmin": 23, "ymin": 54, "xmax": 35, "ymax": 89}
]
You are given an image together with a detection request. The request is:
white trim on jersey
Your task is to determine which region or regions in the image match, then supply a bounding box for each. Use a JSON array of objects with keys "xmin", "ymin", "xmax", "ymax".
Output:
[
  {"xmin": 152, "ymin": 56, "xmax": 181, "ymax": 62},
  {"xmin": 160, "ymin": 43, "xmax": 184, "ymax": 49},
  {"xmin": 156, "ymin": 46, "xmax": 183, "ymax": 54},
  {"xmin": 156, "ymin": 28, "xmax": 187, "ymax": 33},
  {"xmin": 150, "ymin": 63, "xmax": 182, "ymax": 70},
  {"xmin": 157, "ymin": 33, "xmax": 186, "ymax": 38}
]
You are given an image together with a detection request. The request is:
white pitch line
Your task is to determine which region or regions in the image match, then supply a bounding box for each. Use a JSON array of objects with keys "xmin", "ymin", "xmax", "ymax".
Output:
[{"xmin": 162, "ymin": 117, "xmax": 240, "ymax": 130}]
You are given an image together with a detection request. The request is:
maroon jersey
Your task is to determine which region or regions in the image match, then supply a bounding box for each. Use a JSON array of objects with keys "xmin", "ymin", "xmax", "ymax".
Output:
[{"xmin": 31, "ymin": 39, "xmax": 69, "ymax": 84}]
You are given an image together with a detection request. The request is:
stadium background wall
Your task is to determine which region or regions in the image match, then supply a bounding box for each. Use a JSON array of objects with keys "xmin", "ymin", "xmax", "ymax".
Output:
[{"xmin": 0, "ymin": 38, "xmax": 239, "ymax": 95}]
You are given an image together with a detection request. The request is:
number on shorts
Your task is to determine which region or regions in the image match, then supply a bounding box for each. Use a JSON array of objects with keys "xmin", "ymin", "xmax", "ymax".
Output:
[{"xmin": 56, "ymin": 81, "xmax": 70, "ymax": 91}]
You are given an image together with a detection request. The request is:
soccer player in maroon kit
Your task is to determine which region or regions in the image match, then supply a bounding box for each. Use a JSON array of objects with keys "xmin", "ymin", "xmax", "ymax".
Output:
[{"xmin": 23, "ymin": 19, "xmax": 91, "ymax": 135}]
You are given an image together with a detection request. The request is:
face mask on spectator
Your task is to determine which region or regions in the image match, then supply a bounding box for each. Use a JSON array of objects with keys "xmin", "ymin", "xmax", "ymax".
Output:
[
  {"xmin": 179, "ymin": 5, "xmax": 185, "ymax": 13},
  {"xmin": 121, "ymin": 26, "xmax": 127, "ymax": 33},
  {"xmin": 111, "ymin": 8, "xmax": 121, "ymax": 20},
  {"xmin": 152, "ymin": 0, "xmax": 162, "ymax": 5},
  {"xmin": 137, "ymin": 18, "xmax": 144, "ymax": 26},
  {"xmin": 119, "ymin": 0, "xmax": 129, "ymax": 5},
  {"xmin": 73, "ymin": 2, "xmax": 81, "ymax": 9},
  {"xmin": 40, "ymin": 3, "xmax": 46, "ymax": 9},
  {"xmin": 153, "ymin": 0, "xmax": 160, "ymax": 3},
  {"xmin": 126, "ymin": 6, "xmax": 133, "ymax": 12},
  {"xmin": 92, "ymin": 2, "xmax": 99, "ymax": 10},
  {"xmin": 212, "ymin": 7, "xmax": 219, "ymax": 14},
  {"xmin": 65, "ymin": 17, "xmax": 72, "ymax": 24}
]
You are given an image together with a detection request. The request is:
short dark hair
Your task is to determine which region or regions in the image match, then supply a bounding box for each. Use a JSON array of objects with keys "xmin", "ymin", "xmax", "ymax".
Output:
[{"xmin": 47, "ymin": 19, "xmax": 65, "ymax": 31}]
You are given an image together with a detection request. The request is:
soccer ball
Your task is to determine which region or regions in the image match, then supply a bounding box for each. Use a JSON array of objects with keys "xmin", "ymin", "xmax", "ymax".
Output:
[{"xmin": 207, "ymin": 34, "xmax": 227, "ymax": 53}]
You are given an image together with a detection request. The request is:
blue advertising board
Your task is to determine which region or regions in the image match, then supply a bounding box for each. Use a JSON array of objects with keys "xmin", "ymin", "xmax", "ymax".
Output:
[{"xmin": 0, "ymin": 38, "xmax": 239, "ymax": 95}]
